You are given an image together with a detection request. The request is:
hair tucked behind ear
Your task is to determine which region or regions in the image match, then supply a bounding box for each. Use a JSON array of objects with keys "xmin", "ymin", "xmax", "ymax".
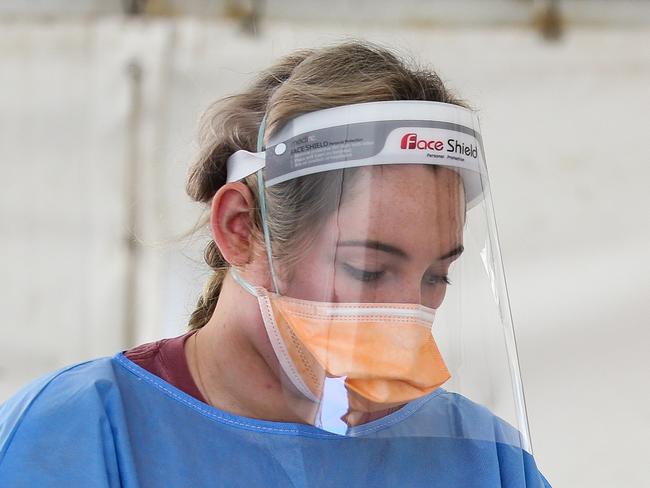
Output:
[
  {"xmin": 185, "ymin": 50, "xmax": 313, "ymax": 330},
  {"xmin": 185, "ymin": 41, "xmax": 466, "ymax": 330}
]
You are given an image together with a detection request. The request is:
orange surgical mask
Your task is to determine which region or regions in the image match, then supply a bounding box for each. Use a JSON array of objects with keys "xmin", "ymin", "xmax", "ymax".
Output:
[{"xmin": 233, "ymin": 270, "xmax": 451, "ymax": 413}]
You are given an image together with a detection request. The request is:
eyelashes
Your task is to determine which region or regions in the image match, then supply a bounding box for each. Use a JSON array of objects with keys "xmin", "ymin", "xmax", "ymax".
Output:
[
  {"xmin": 424, "ymin": 275, "xmax": 452, "ymax": 286},
  {"xmin": 342, "ymin": 263, "xmax": 451, "ymax": 286},
  {"xmin": 342, "ymin": 263, "xmax": 385, "ymax": 282}
]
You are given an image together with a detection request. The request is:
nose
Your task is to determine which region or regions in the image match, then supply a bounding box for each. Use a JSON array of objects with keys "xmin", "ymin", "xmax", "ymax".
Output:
[
  {"xmin": 421, "ymin": 283, "xmax": 447, "ymax": 309},
  {"xmin": 382, "ymin": 278, "xmax": 425, "ymax": 305},
  {"xmin": 395, "ymin": 282, "xmax": 422, "ymax": 305},
  {"xmin": 395, "ymin": 276, "xmax": 447, "ymax": 309},
  {"xmin": 361, "ymin": 279, "xmax": 420, "ymax": 305}
]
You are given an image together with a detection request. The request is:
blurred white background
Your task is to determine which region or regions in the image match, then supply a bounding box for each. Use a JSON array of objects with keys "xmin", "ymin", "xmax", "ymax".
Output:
[{"xmin": 1, "ymin": 1, "xmax": 649, "ymax": 486}]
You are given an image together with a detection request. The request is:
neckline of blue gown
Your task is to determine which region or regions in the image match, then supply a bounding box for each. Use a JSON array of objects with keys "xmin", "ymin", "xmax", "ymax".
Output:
[{"xmin": 115, "ymin": 351, "xmax": 446, "ymax": 440}]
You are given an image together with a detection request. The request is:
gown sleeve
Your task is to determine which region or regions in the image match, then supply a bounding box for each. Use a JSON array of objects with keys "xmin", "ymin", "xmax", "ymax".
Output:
[{"xmin": 0, "ymin": 361, "xmax": 121, "ymax": 488}]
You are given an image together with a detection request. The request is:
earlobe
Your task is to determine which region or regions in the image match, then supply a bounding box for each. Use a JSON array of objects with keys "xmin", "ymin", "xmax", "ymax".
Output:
[{"xmin": 210, "ymin": 182, "xmax": 256, "ymax": 266}]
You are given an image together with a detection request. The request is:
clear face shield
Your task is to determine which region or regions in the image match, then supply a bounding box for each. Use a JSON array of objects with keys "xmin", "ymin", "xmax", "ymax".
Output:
[{"xmin": 226, "ymin": 101, "xmax": 531, "ymax": 454}]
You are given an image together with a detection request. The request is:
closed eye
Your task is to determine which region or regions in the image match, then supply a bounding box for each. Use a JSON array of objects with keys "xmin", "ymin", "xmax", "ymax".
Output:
[{"xmin": 342, "ymin": 263, "xmax": 385, "ymax": 282}]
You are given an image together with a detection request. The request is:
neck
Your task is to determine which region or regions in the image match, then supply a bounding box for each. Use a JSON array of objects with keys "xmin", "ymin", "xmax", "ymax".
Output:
[{"xmin": 185, "ymin": 271, "xmax": 319, "ymax": 424}]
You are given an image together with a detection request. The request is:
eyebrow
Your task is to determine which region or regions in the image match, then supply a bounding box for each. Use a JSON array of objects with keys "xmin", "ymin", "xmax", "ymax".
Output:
[
  {"xmin": 438, "ymin": 244, "xmax": 464, "ymax": 261},
  {"xmin": 338, "ymin": 240, "xmax": 464, "ymax": 261}
]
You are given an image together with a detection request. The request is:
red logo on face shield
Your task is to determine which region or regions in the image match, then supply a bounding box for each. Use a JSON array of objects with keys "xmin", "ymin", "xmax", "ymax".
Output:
[{"xmin": 400, "ymin": 133, "xmax": 444, "ymax": 151}]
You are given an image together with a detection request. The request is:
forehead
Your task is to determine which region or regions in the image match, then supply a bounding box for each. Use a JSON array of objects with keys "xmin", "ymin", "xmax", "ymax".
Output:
[
  {"xmin": 339, "ymin": 165, "xmax": 465, "ymax": 224},
  {"xmin": 314, "ymin": 165, "xmax": 466, "ymax": 258}
]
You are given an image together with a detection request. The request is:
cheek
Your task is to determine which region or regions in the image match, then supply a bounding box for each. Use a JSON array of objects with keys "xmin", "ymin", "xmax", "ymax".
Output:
[
  {"xmin": 280, "ymin": 240, "xmax": 339, "ymax": 302},
  {"xmin": 274, "ymin": 214, "xmax": 345, "ymax": 300},
  {"xmin": 331, "ymin": 271, "xmax": 375, "ymax": 303},
  {"xmin": 282, "ymin": 260, "xmax": 335, "ymax": 301}
]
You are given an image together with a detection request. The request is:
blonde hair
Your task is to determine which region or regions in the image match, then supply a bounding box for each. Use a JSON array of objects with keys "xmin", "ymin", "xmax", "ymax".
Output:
[{"xmin": 185, "ymin": 41, "xmax": 467, "ymax": 330}]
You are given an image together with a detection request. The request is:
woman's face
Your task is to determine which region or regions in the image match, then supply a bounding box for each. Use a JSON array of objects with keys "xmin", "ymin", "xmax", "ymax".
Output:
[{"xmin": 280, "ymin": 164, "xmax": 466, "ymax": 309}]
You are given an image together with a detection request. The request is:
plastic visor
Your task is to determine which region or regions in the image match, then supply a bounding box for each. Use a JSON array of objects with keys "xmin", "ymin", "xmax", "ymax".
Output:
[{"xmin": 226, "ymin": 101, "xmax": 532, "ymax": 456}]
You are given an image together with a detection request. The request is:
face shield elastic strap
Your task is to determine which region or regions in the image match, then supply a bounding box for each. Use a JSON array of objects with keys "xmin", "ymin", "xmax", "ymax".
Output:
[{"xmin": 255, "ymin": 113, "xmax": 281, "ymax": 293}]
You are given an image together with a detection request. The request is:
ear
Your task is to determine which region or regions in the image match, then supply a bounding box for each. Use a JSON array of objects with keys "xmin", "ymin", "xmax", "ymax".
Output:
[{"xmin": 210, "ymin": 182, "xmax": 256, "ymax": 266}]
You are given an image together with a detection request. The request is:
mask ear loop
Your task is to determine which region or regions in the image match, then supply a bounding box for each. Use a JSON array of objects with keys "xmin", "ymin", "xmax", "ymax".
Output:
[{"xmin": 256, "ymin": 114, "xmax": 281, "ymax": 294}]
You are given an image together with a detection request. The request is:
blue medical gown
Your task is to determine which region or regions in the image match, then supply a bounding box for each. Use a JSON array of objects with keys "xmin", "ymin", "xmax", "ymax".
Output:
[{"xmin": 0, "ymin": 353, "xmax": 552, "ymax": 487}]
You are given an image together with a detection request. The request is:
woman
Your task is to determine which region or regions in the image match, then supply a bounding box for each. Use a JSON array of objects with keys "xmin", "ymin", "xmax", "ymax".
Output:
[{"xmin": 0, "ymin": 41, "xmax": 551, "ymax": 487}]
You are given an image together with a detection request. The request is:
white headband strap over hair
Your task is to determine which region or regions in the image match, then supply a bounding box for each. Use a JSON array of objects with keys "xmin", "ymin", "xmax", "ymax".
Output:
[
  {"xmin": 227, "ymin": 150, "xmax": 265, "ymax": 182},
  {"xmin": 226, "ymin": 100, "xmax": 486, "ymax": 206}
]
